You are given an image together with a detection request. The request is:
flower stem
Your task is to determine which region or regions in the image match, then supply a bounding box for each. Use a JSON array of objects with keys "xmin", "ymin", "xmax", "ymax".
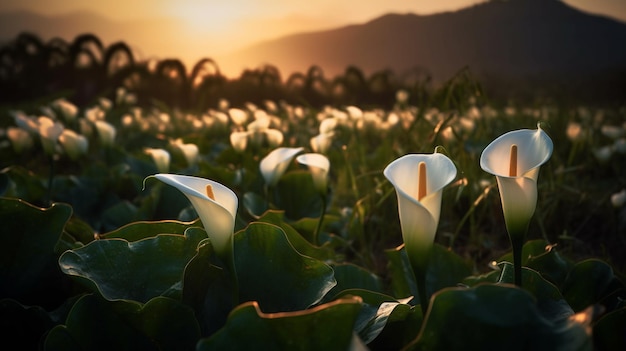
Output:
[
  {"xmin": 46, "ymin": 155, "xmax": 55, "ymax": 206},
  {"xmin": 415, "ymin": 265, "xmax": 429, "ymax": 315},
  {"xmin": 313, "ymin": 196, "xmax": 327, "ymax": 245},
  {"xmin": 510, "ymin": 232, "xmax": 524, "ymax": 287}
]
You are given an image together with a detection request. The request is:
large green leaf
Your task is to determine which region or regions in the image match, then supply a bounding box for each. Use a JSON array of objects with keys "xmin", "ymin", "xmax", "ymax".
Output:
[
  {"xmin": 58, "ymin": 228, "xmax": 207, "ymax": 303},
  {"xmin": 44, "ymin": 294, "xmax": 199, "ymax": 351},
  {"xmin": 181, "ymin": 236, "xmax": 235, "ymax": 336},
  {"xmin": 593, "ymin": 306, "xmax": 626, "ymax": 351},
  {"xmin": 324, "ymin": 263, "xmax": 384, "ymax": 301},
  {"xmin": 497, "ymin": 262, "xmax": 574, "ymax": 323},
  {"xmin": 498, "ymin": 239, "xmax": 573, "ymax": 287},
  {"xmin": 0, "ymin": 166, "xmax": 47, "ymax": 205},
  {"xmin": 408, "ymin": 284, "xmax": 592, "ymax": 351},
  {"xmin": 234, "ymin": 222, "xmax": 336, "ymax": 312},
  {"xmin": 332, "ymin": 289, "xmax": 422, "ymax": 347},
  {"xmin": 385, "ymin": 243, "xmax": 472, "ymax": 303},
  {"xmin": 243, "ymin": 191, "xmax": 269, "ymax": 219},
  {"xmin": 361, "ymin": 301, "xmax": 422, "ymax": 348},
  {"xmin": 256, "ymin": 210, "xmax": 336, "ymax": 260},
  {"xmin": 0, "ymin": 198, "xmax": 72, "ymax": 307},
  {"xmin": 197, "ymin": 296, "xmax": 363, "ymax": 351},
  {"xmin": 561, "ymin": 259, "xmax": 626, "ymax": 312},
  {"xmin": 101, "ymin": 218, "xmax": 200, "ymax": 241},
  {"xmin": 273, "ymin": 170, "xmax": 324, "ymax": 220}
]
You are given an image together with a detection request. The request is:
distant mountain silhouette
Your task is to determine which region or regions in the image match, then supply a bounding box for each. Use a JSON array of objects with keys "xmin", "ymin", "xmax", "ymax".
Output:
[{"xmin": 217, "ymin": 0, "xmax": 626, "ymax": 88}]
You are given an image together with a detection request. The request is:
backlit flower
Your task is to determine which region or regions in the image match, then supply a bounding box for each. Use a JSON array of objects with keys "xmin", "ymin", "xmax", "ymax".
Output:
[
  {"xmin": 144, "ymin": 148, "xmax": 170, "ymax": 173},
  {"xmin": 480, "ymin": 126, "xmax": 553, "ymax": 236},
  {"xmin": 384, "ymin": 151, "xmax": 457, "ymax": 311},
  {"xmin": 384, "ymin": 152, "xmax": 457, "ymax": 268},
  {"xmin": 480, "ymin": 125, "xmax": 553, "ymax": 286},
  {"xmin": 230, "ymin": 131, "xmax": 249, "ymax": 152},
  {"xmin": 150, "ymin": 174, "xmax": 238, "ymax": 260},
  {"xmin": 297, "ymin": 153, "xmax": 330, "ymax": 195},
  {"xmin": 59, "ymin": 129, "xmax": 88, "ymax": 160},
  {"xmin": 260, "ymin": 147, "xmax": 304, "ymax": 187}
]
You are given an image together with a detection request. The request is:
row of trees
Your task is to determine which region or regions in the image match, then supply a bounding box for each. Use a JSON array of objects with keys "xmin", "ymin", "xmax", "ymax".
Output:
[{"xmin": 0, "ymin": 32, "xmax": 465, "ymax": 111}]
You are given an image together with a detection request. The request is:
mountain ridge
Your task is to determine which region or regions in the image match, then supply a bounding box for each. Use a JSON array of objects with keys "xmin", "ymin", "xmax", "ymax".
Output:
[{"xmin": 216, "ymin": 0, "xmax": 626, "ymax": 83}]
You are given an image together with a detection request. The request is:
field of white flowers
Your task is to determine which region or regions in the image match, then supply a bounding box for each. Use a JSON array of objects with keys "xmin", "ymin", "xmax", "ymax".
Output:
[{"xmin": 1, "ymin": 81, "xmax": 625, "ymax": 349}]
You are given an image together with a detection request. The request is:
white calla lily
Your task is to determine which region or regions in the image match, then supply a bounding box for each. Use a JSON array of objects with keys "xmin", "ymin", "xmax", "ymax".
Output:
[
  {"xmin": 151, "ymin": 174, "xmax": 238, "ymax": 260},
  {"xmin": 59, "ymin": 129, "xmax": 89, "ymax": 160},
  {"xmin": 37, "ymin": 116, "xmax": 64, "ymax": 156},
  {"xmin": 93, "ymin": 120, "xmax": 116, "ymax": 147},
  {"xmin": 384, "ymin": 152, "xmax": 456, "ymax": 312},
  {"xmin": 144, "ymin": 148, "xmax": 171, "ymax": 173},
  {"xmin": 230, "ymin": 131, "xmax": 249, "ymax": 152},
  {"xmin": 479, "ymin": 125, "xmax": 553, "ymax": 286},
  {"xmin": 260, "ymin": 147, "xmax": 304, "ymax": 187},
  {"xmin": 384, "ymin": 153, "xmax": 457, "ymax": 266},
  {"xmin": 480, "ymin": 126, "xmax": 553, "ymax": 239},
  {"xmin": 296, "ymin": 153, "xmax": 330, "ymax": 195},
  {"xmin": 170, "ymin": 139, "xmax": 199, "ymax": 166}
]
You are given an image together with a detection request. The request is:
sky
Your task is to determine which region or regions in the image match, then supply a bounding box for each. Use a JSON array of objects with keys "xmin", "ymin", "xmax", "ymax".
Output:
[{"xmin": 2, "ymin": 0, "xmax": 625, "ymax": 25}]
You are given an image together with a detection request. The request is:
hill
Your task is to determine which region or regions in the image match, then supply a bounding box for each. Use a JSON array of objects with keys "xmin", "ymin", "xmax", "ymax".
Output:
[{"xmin": 217, "ymin": 0, "xmax": 626, "ymax": 99}]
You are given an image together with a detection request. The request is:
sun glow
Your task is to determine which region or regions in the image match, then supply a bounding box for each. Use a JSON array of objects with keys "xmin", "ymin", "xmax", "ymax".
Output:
[{"xmin": 165, "ymin": 2, "xmax": 244, "ymax": 33}]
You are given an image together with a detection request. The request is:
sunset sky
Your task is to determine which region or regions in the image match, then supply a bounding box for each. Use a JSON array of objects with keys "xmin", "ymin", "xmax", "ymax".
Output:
[{"xmin": 2, "ymin": 0, "xmax": 625, "ymax": 27}]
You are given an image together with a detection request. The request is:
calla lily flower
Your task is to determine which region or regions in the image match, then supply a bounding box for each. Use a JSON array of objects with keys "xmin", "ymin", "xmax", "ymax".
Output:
[
  {"xmin": 93, "ymin": 120, "xmax": 116, "ymax": 147},
  {"xmin": 479, "ymin": 125, "xmax": 553, "ymax": 286},
  {"xmin": 150, "ymin": 174, "xmax": 238, "ymax": 260},
  {"xmin": 479, "ymin": 126, "xmax": 553, "ymax": 240},
  {"xmin": 260, "ymin": 147, "xmax": 304, "ymax": 187},
  {"xmin": 7, "ymin": 127, "xmax": 34, "ymax": 153},
  {"xmin": 384, "ymin": 152, "xmax": 456, "ymax": 312},
  {"xmin": 384, "ymin": 152, "xmax": 457, "ymax": 267},
  {"xmin": 170, "ymin": 138, "xmax": 199, "ymax": 166},
  {"xmin": 59, "ymin": 129, "xmax": 89, "ymax": 160},
  {"xmin": 144, "ymin": 148, "xmax": 171, "ymax": 173},
  {"xmin": 296, "ymin": 153, "xmax": 330, "ymax": 195},
  {"xmin": 230, "ymin": 131, "xmax": 249, "ymax": 152},
  {"xmin": 37, "ymin": 116, "xmax": 64, "ymax": 156}
]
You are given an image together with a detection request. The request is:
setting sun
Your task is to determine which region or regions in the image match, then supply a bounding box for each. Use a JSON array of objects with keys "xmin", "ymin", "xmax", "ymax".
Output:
[{"xmin": 163, "ymin": 1, "xmax": 245, "ymax": 33}]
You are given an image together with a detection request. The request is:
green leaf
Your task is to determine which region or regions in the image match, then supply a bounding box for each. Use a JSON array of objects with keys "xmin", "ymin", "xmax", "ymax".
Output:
[
  {"xmin": 61, "ymin": 216, "xmax": 96, "ymax": 246},
  {"xmin": 181, "ymin": 235, "xmax": 235, "ymax": 335},
  {"xmin": 593, "ymin": 306, "xmax": 626, "ymax": 351},
  {"xmin": 561, "ymin": 259, "xmax": 625, "ymax": 312},
  {"xmin": 497, "ymin": 262, "xmax": 574, "ymax": 323},
  {"xmin": 385, "ymin": 243, "xmax": 472, "ymax": 303},
  {"xmin": 273, "ymin": 170, "xmax": 323, "ymax": 220},
  {"xmin": 234, "ymin": 222, "xmax": 336, "ymax": 312},
  {"xmin": 324, "ymin": 263, "xmax": 384, "ymax": 301},
  {"xmin": 498, "ymin": 239, "xmax": 573, "ymax": 287},
  {"xmin": 0, "ymin": 198, "xmax": 72, "ymax": 307},
  {"xmin": 331, "ymin": 289, "xmax": 422, "ymax": 347},
  {"xmin": 0, "ymin": 166, "xmax": 47, "ymax": 205},
  {"xmin": 257, "ymin": 210, "xmax": 335, "ymax": 260},
  {"xmin": 101, "ymin": 218, "xmax": 200, "ymax": 241},
  {"xmin": 289, "ymin": 213, "xmax": 342, "ymax": 246},
  {"xmin": 99, "ymin": 200, "xmax": 139, "ymax": 232},
  {"xmin": 197, "ymin": 296, "xmax": 363, "ymax": 351},
  {"xmin": 243, "ymin": 191, "xmax": 268, "ymax": 218},
  {"xmin": 409, "ymin": 284, "xmax": 592, "ymax": 351},
  {"xmin": 44, "ymin": 294, "xmax": 199, "ymax": 351},
  {"xmin": 58, "ymin": 228, "xmax": 207, "ymax": 303}
]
